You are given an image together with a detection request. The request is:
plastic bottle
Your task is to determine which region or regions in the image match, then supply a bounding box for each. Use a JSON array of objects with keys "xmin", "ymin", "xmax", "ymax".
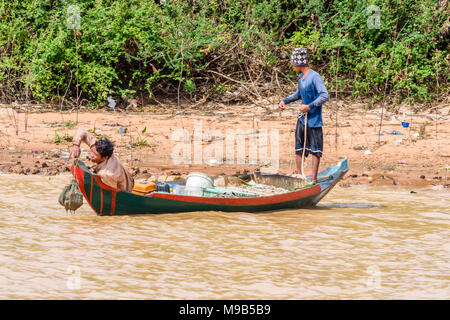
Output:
[{"xmin": 171, "ymin": 184, "xmax": 186, "ymax": 195}]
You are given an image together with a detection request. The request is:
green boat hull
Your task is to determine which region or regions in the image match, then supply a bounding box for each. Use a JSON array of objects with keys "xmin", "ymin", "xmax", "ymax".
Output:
[{"xmin": 71, "ymin": 159, "xmax": 349, "ymax": 215}]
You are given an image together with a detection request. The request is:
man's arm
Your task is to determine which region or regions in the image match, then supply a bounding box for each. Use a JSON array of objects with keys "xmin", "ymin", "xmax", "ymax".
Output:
[
  {"xmin": 70, "ymin": 128, "xmax": 97, "ymax": 158},
  {"xmin": 279, "ymin": 87, "xmax": 301, "ymax": 110},
  {"xmin": 282, "ymin": 88, "xmax": 301, "ymax": 105},
  {"xmin": 307, "ymin": 74, "xmax": 329, "ymax": 109}
]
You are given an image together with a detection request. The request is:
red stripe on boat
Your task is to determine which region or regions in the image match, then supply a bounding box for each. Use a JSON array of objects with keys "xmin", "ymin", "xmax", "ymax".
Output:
[
  {"xmin": 72, "ymin": 163, "xmax": 120, "ymax": 215},
  {"xmin": 71, "ymin": 165, "xmax": 96, "ymax": 213},
  {"xmin": 150, "ymin": 185, "xmax": 321, "ymax": 206},
  {"xmin": 111, "ymin": 191, "xmax": 117, "ymax": 216},
  {"xmin": 72, "ymin": 166, "xmax": 87, "ymax": 199},
  {"xmin": 90, "ymin": 175, "xmax": 93, "ymax": 203},
  {"xmin": 94, "ymin": 176, "xmax": 120, "ymax": 192},
  {"xmin": 99, "ymin": 189, "xmax": 103, "ymax": 216},
  {"xmin": 92, "ymin": 175, "xmax": 120, "ymax": 216}
]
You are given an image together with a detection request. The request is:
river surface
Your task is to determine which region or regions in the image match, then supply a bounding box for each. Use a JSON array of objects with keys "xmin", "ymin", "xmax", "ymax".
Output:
[{"xmin": 0, "ymin": 174, "xmax": 448, "ymax": 299}]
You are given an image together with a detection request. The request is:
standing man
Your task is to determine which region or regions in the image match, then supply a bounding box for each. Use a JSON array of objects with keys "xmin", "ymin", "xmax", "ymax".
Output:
[
  {"xmin": 70, "ymin": 128, "xmax": 134, "ymax": 192},
  {"xmin": 279, "ymin": 47, "xmax": 329, "ymax": 183}
]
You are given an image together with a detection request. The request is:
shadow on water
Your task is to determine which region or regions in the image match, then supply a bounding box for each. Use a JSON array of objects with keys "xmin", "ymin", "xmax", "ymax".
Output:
[
  {"xmin": 317, "ymin": 202, "xmax": 384, "ymax": 209},
  {"xmin": 253, "ymin": 202, "xmax": 384, "ymax": 214}
]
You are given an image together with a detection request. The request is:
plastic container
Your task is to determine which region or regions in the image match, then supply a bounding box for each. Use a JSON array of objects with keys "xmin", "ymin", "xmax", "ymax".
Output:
[
  {"xmin": 171, "ymin": 184, "xmax": 187, "ymax": 195},
  {"xmin": 133, "ymin": 180, "xmax": 156, "ymax": 192},
  {"xmin": 401, "ymin": 121, "xmax": 409, "ymax": 128},
  {"xmin": 156, "ymin": 182, "xmax": 172, "ymax": 193},
  {"xmin": 186, "ymin": 172, "xmax": 213, "ymax": 189},
  {"xmin": 168, "ymin": 184, "xmax": 203, "ymax": 196},
  {"xmin": 132, "ymin": 180, "xmax": 157, "ymax": 195}
]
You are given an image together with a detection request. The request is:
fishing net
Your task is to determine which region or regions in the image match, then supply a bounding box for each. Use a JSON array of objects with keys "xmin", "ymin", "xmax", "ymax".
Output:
[
  {"xmin": 59, "ymin": 179, "xmax": 83, "ymax": 213},
  {"xmin": 209, "ymin": 173, "xmax": 311, "ymax": 197}
]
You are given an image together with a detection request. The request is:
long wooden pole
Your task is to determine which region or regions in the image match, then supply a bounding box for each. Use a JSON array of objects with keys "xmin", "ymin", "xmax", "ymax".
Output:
[
  {"xmin": 75, "ymin": 31, "xmax": 79, "ymax": 124},
  {"xmin": 335, "ymin": 45, "xmax": 340, "ymax": 150}
]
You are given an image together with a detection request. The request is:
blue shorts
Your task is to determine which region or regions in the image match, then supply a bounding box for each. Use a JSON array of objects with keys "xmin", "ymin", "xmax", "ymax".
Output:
[{"xmin": 295, "ymin": 120, "xmax": 323, "ymax": 157}]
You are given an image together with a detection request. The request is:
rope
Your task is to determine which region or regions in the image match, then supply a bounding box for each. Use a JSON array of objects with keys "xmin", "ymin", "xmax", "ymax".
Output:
[{"xmin": 238, "ymin": 178, "xmax": 255, "ymax": 186}]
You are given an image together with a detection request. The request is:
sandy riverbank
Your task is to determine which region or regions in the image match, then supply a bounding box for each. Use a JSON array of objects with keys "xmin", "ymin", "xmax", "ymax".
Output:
[{"xmin": 0, "ymin": 100, "xmax": 449, "ymax": 188}]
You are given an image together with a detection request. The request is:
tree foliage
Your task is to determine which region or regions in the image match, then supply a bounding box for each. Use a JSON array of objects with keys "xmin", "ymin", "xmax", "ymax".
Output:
[{"xmin": 0, "ymin": 0, "xmax": 448, "ymax": 107}]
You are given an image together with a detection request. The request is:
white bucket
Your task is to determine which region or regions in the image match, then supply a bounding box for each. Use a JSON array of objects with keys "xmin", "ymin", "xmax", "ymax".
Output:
[{"xmin": 186, "ymin": 172, "xmax": 213, "ymax": 189}]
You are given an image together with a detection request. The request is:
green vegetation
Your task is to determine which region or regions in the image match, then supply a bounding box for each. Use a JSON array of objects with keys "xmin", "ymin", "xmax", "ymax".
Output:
[
  {"xmin": 131, "ymin": 127, "xmax": 152, "ymax": 148},
  {"xmin": 51, "ymin": 131, "xmax": 73, "ymax": 144},
  {"xmin": 418, "ymin": 121, "xmax": 430, "ymax": 137},
  {"xmin": 0, "ymin": 0, "xmax": 448, "ymax": 108},
  {"xmin": 64, "ymin": 120, "xmax": 77, "ymax": 129},
  {"xmin": 87, "ymin": 126, "xmax": 105, "ymax": 139},
  {"xmin": 131, "ymin": 138, "xmax": 151, "ymax": 148}
]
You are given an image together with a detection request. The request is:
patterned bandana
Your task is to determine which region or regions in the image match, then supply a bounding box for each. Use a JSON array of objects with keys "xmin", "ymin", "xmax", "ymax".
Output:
[{"xmin": 290, "ymin": 47, "xmax": 309, "ymax": 66}]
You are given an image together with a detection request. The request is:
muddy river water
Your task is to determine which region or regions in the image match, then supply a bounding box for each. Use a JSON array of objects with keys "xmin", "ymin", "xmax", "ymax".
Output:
[{"xmin": 0, "ymin": 174, "xmax": 448, "ymax": 299}]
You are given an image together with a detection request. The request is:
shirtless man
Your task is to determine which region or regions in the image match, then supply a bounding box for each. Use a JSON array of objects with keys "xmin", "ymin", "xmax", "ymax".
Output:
[{"xmin": 69, "ymin": 128, "xmax": 134, "ymax": 192}]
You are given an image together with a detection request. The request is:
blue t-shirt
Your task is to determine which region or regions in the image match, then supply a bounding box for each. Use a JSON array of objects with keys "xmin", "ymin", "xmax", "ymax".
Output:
[{"xmin": 283, "ymin": 70, "xmax": 329, "ymax": 127}]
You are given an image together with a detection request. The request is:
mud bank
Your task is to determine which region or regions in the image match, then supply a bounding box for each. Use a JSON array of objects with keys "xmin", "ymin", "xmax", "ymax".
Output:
[{"xmin": 0, "ymin": 101, "xmax": 449, "ymax": 188}]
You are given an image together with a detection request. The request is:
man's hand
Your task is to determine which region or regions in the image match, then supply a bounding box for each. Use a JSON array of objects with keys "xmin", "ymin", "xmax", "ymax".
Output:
[
  {"xmin": 300, "ymin": 104, "xmax": 311, "ymax": 113},
  {"xmin": 70, "ymin": 145, "xmax": 81, "ymax": 159},
  {"xmin": 278, "ymin": 101, "xmax": 286, "ymax": 110}
]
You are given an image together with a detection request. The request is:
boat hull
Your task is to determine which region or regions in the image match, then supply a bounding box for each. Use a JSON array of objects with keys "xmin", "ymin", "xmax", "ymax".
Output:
[{"xmin": 71, "ymin": 159, "xmax": 349, "ymax": 215}]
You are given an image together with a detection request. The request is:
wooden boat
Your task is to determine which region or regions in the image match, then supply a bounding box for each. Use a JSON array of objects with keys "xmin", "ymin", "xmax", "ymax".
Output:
[{"xmin": 71, "ymin": 158, "xmax": 349, "ymax": 215}]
